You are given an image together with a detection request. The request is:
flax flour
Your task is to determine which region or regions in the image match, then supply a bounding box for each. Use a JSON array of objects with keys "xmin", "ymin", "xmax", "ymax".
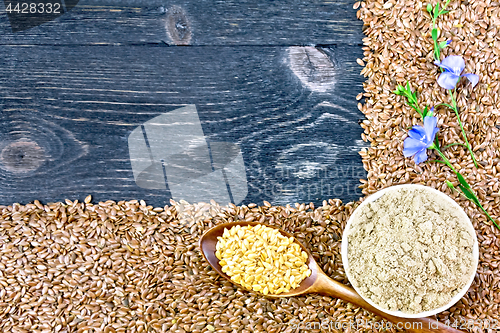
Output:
[{"xmin": 346, "ymin": 187, "xmax": 477, "ymax": 314}]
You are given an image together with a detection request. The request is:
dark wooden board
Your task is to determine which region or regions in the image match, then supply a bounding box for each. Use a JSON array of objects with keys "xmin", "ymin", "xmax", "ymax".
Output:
[
  {"xmin": 0, "ymin": 0, "xmax": 363, "ymax": 46},
  {"xmin": 0, "ymin": 44, "xmax": 366, "ymax": 207}
]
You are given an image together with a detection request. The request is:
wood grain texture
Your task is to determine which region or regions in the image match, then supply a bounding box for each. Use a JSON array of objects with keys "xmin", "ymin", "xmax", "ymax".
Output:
[
  {"xmin": 0, "ymin": 0, "xmax": 363, "ymax": 45},
  {"xmin": 0, "ymin": 0, "xmax": 367, "ymax": 207},
  {"xmin": 0, "ymin": 44, "xmax": 366, "ymax": 206}
]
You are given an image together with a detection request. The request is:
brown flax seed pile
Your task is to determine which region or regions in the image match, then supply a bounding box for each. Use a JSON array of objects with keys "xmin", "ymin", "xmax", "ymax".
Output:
[
  {"xmin": 356, "ymin": 0, "xmax": 500, "ymax": 331},
  {"xmin": 0, "ymin": 199, "xmax": 371, "ymax": 333}
]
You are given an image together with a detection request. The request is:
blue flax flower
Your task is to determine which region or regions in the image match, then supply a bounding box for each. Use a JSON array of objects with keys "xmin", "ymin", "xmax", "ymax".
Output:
[
  {"xmin": 403, "ymin": 115, "xmax": 439, "ymax": 164},
  {"xmin": 434, "ymin": 55, "xmax": 479, "ymax": 90}
]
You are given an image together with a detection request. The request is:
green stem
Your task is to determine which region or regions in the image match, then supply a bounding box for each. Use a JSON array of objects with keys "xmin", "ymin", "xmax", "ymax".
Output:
[
  {"xmin": 435, "ymin": 102, "xmax": 453, "ymax": 108},
  {"xmin": 433, "ymin": 39, "xmax": 440, "ymax": 61},
  {"xmin": 441, "ymin": 142, "xmax": 468, "ymax": 150},
  {"xmin": 433, "ymin": 148, "xmax": 500, "ymax": 230},
  {"xmin": 432, "ymin": 0, "xmax": 451, "ymax": 62},
  {"xmin": 448, "ymin": 90, "xmax": 479, "ymax": 168},
  {"xmin": 431, "ymin": 5, "xmax": 440, "ymax": 61},
  {"xmin": 434, "ymin": 149, "xmax": 458, "ymax": 173},
  {"xmin": 412, "ymin": 105, "xmax": 423, "ymax": 118},
  {"xmin": 433, "ymin": 122, "xmax": 441, "ymax": 149},
  {"xmin": 478, "ymin": 204, "xmax": 500, "ymax": 230},
  {"xmin": 407, "ymin": 94, "xmax": 423, "ymax": 117},
  {"xmin": 427, "ymin": 159, "xmax": 447, "ymax": 165}
]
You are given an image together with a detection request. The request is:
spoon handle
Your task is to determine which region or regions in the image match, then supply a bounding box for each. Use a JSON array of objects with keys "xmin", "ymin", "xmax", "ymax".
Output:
[{"xmin": 312, "ymin": 273, "xmax": 464, "ymax": 333}]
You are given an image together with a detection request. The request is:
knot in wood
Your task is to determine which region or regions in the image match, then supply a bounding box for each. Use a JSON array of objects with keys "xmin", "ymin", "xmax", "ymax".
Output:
[
  {"xmin": 288, "ymin": 46, "xmax": 337, "ymax": 93},
  {"xmin": 165, "ymin": 6, "xmax": 191, "ymax": 45},
  {"xmin": 0, "ymin": 140, "xmax": 45, "ymax": 173}
]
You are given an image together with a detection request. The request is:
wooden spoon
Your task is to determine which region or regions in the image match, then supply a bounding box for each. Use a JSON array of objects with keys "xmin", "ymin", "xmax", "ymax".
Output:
[{"xmin": 199, "ymin": 221, "xmax": 464, "ymax": 333}]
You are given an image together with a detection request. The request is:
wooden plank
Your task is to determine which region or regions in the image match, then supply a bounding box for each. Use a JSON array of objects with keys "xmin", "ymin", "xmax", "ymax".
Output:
[
  {"xmin": 0, "ymin": 0, "xmax": 363, "ymax": 46},
  {"xmin": 0, "ymin": 44, "xmax": 366, "ymax": 207}
]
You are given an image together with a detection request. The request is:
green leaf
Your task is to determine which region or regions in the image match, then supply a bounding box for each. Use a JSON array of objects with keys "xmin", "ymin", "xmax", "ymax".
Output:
[
  {"xmin": 393, "ymin": 84, "xmax": 405, "ymax": 95},
  {"xmin": 432, "ymin": 28, "xmax": 438, "ymax": 41},
  {"xmin": 458, "ymin": 185, "xmax": 476, "ymax": 201},
  {"xmin": 422, "ymin": 106, "xmax": 429, "ymax": 117},
  {"xmin": 439, "ymin": 10, "xmax": 450, "ymax": 15},
  {"xmin": 456, "ymin": 173, "xmax": 472, "ymax": 190},
  {"xmin": 459, "ymin": 185, "xmax": 481, "ymax": 207},
  {"xmin": 434, "ymin": 3, "xmax": 440, "ymax": 17},
  {"xmin": 438, "ymin": 41, "xmax": 449, "ymax": 49},
  {"xmin": 445, "ymin": 180, "xmax": 455, "ymax": 189},
  {"xmin": 426, "ymin": 3, "xmax": 433, "ymax": 14}
]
